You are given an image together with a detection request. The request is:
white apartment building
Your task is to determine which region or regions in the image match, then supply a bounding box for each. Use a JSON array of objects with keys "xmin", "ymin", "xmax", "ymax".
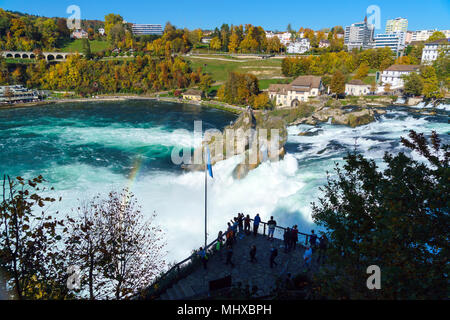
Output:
[
  {"xmin": 131, "ymin": 24, "xmax": 163, "ymax": 36},
  {"xmin": 410, "ymin": 30, "xmax": 437, "ymax": 42},
  {"xmin": 278, "ymin": 32, "xmax": 293, "ymax": 46},
  {"xmin": 385, "ymin": 18, "xmax": 408, "ymax": 33},
  {"xmin": 287, "ymin": 39, "xmax": 310, "ymax": 54},
  {"xmin": 98, "ymin": 28, "xmax": 105, "ymax": 36},
  {"xmin": 421, "ymin": 38, "xmax": 449, "ymax": 64},
  {"xmin": 344, "ymin": 18, "xmax": 375, "ymax": 50},
  {"xmin": 380, "ymin": 64, "xmax": 420, "ymax": 89},
  {"xmin": 268, "ymin": 76, "xmax": 325, "ymax": 107},
  {"xmin": 373, "ymin": 32, "xmax": 406, "ymax": 53}
]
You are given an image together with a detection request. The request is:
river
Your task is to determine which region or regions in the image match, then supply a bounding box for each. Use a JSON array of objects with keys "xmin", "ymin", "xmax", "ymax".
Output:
[{"xmin": 0, "ymin": 100, "xmax": 448, "ymax": 262}]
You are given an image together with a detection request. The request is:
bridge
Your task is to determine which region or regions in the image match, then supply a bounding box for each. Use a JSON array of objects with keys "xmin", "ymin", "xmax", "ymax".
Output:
[{"xmin": 1, "ymin": 51, "xmax": 78, "ymax": 62}]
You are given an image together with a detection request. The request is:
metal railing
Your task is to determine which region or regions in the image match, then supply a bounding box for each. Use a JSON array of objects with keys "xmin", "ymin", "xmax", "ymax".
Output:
[{"xmin": 138, "ymin": 218, "xmax": 312, "ymax": 300}]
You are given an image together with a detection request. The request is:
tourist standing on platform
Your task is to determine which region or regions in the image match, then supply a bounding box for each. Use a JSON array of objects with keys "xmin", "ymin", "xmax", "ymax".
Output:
[
  {"xmin": 250, "ymin": 245, "xmax": 257, "ymax": 263},
  {"xmin": 238, "ymin": 213, "xmax": 244, "ymax": 233},
  {"xmin": 309, "ymin": 230, "xmax": 318, "ymax": 251},
  {"xmin": 225, "ymin": 244, "xmax": 235, "ymax": 267},
  {"xmin": 284, "ymin": 228, "xmax": 291, "ymax": 253},
  {"xmin": 226, "ymin": 223, "xmax": 233, "ymax": 248},
  {"xmin": 291, "ymin": 225, "xmax": 298, "ymax": 250},
  {"xmin": 303, "ymin": 245, "xmax": 313, "ymax": 270},
  {"xmin": 244, "ymin": 214, "xmax": 251, "ymax": 235},
  {"xmin": 253, "ymin": 214, "xmax": 261, "ymax": 236},
  {"xmin": 216, "ymin": 231, "xmax": 223, "ymax": 252},
  {"xmin": 269, "ymin": 245, "xmax": 278, "ymax": 268},
  {"xmin": 231, "ymin": 218, "xmax": 238, "ymax": 242},
  {"xmin": 318, "ymin": 234, "xmax": 328, "ymax": 264},
  {"xmin": 198, "ymin": 247, "xmax": 208, "ymax": 270},
  {"xmin": 267, "ymin": 216, "xmax": 277, "ymax": 241}
]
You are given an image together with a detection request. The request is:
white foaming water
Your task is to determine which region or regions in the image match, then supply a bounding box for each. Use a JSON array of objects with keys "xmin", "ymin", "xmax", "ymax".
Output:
[{"xmin": 19, "ymin": 106, "xmax": 450, "ymax": 265}]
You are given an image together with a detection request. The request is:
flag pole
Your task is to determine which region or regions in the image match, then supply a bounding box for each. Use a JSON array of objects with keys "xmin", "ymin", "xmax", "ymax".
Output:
[{"xmin": 204, "ymin": 146, "xmax": 207, "ymax": 251}]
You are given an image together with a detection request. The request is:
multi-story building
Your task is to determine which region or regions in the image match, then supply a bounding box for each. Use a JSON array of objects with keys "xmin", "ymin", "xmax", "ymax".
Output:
[
  {"xmin": 287, "ymin": 39, "xmax": 310, "ymax": 54},
  {"xmin": 373, "ymin": 32, "xmax": 406, "ymax": 54},
  {"xmin": 131, "ymin": 24, "xmax": 163, "ymax": 36},
  {"xmin": 421, "ymin": 38, "xmax": 450, "ymax": 64},
  {"xmin": 380, "ymin": 64, "xmax": 420, "ymax": 89},
  {"xmin": 344, "ymin": 17, "xmax": 375, "ymax": 50},
  {"xmin": 268, "ymin": 75, "xmax": 325, "ymax": 107},
  {"xmin": 405, "ymin": 31, "xmax": 414, "ymax": 44},
  {"xmin": 385, "ymin": 17, "xmax": 408, "ymax": 33},
  {"xmin": 278, "ymin": 32, "xmax": 293, "ymax": 46},
  {"xmin": 98, "ymin": 28, "xmax": 105, "ymax": 36},
  {"xmin": 0, "ymin": 85, "xmax": 40, "ymax": 104},
  {"xmin": 410, "ymin": 29, "xmax": 437, "ymax": 42}
]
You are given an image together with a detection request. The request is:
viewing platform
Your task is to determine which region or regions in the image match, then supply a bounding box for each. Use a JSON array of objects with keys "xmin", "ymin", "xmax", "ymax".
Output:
[{"xmin": 144, "ymin": 219, "xmax": 320, "ymax": 300}]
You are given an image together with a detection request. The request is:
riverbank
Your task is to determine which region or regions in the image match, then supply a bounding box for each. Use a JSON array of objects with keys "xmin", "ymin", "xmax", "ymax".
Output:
[{"xmin": 0, "ymin": 94, "xmax": 246, "ymax": 115}]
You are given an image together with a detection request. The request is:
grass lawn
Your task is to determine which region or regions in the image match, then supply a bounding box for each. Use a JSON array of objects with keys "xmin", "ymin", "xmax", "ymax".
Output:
[
  {"xmin": 185, "ymin": 56, "xmax": 284, "ymax": 83},
  {"xmin": 363, "ymin": 76, "xmax": 376, "ymax": 84},
  {"xmin": 4, "ymin": 58, "xmax": 36, "ymax": 64},
  {"xmin": 60, "ymin": 39, "xmax": 110, "ymax": 53}
]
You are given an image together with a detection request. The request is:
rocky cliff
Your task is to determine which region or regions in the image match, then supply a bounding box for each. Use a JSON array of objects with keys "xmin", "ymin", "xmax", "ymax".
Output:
[{"xmin": 184, "ymin": 108, "xmax": 287, "ymax": 179}]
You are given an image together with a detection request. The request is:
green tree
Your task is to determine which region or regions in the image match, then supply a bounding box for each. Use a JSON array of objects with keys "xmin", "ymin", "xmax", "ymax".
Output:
[
  {"xmin": 199, "ymin": 73, "xmax": 213, "ymax": 94},
  {"xmin": 312, "ymin": 131, "xmax": 449, "ymax": 299},
  {"xmin": 81, "ymin": 38, "xmax": 92, "ymax": 59},
  {"xmin": 426, "ymin": 31, "xmax": 446, "ymax": 43},
  {"xmin": 402, "ymin": 72, "xmax": 423, "ymax": 97}
]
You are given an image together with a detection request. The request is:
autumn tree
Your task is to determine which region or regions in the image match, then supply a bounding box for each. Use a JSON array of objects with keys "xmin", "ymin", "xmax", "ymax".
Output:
[
  {"xmin": 0, "ymin": 175, "xmax": 68, "ymax": 300},
  {"xmin": 97, "ymin": 190, "xmax": 165, "ymax": 299},
  {"xmin": 199, "ymin": 73, "xmax": 213, "ymax": 94},
  {"xmin": 354, "ymin": 62, "xmax": 369, "ymax": 80},
  {"xmin": 421, "ymin": 65, "xmax": 443, "ymax": 100},
  {"xmin": 251, "ymin": 92, "xmax": 270, "ymax": 109},
  {"xmin": 312, "ymin": 131, "xmax": 449, "ymax": 299},
  {"xmin": 104, "ymin": 13, "xmax": 123, "ymax": 38},
  {"xmin": 210, "ymin": 37, "xmax": 221, "ymax": 51},
  {"xmin": 218, "ymin": 72, "xmax": 260, "ymax": 105},
  {"xmin": 330, "ymin": 70, "xmax": 345, "ymax": 97}
]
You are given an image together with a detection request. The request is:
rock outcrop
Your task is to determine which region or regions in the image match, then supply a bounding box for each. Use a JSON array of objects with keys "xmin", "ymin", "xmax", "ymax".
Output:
[
  {"xmin": 184, "ymin": 108, "xmax": 288, "ymax": 179},
  {"xmin": 291, "ymin": 106, "xmax": 381, "ymax": 128}
]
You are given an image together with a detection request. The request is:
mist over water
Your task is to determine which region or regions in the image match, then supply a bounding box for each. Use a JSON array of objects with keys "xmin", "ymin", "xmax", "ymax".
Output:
[{"xmin": 0, "ymin": 100, "xmax": 448, "ymax": 263}]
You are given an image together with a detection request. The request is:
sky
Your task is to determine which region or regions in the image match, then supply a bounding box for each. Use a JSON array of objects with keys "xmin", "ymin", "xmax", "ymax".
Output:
[{"xmin": 0, "ymin": 0, "xmax": 449, "ymax": 32}]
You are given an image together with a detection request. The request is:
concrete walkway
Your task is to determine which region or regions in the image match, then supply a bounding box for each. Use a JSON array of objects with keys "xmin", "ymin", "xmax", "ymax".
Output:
[{"xmin": 160, "ymin": 231, "xmax": 315, "ymax": 300}]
